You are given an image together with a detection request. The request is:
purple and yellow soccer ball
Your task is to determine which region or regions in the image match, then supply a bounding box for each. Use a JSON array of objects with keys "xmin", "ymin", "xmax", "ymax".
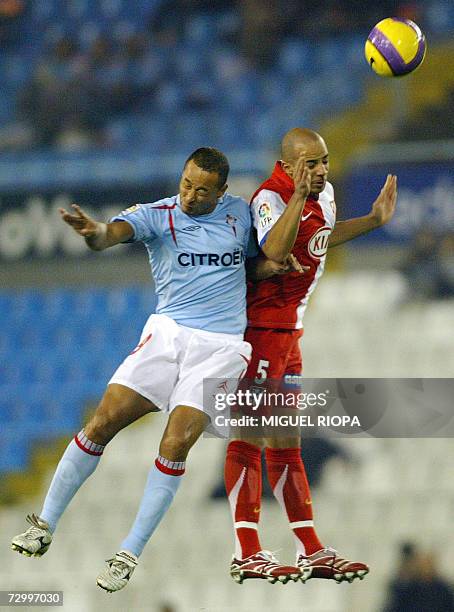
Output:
[{"xmin": 365, "ymin": 17, "xmax": 426, "ymax": 77}]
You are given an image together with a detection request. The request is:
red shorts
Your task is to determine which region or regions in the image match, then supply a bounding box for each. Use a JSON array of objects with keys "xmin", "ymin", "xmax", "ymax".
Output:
[{"xmin": 244, "ymin": 327, "xmax": 303, "ymax": 380}]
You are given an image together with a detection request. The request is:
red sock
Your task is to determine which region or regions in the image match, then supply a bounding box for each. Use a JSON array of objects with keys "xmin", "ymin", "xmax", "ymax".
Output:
[
  {"xmin": 225, "ymin": 440, "xmax": 263, "ymax": 559},
  {"xmin": 265, "ymin": 447, "xmax": 323, "ymax": 556}
]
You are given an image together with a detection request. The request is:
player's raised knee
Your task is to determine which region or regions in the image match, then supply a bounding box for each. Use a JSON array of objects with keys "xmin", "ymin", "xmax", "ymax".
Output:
[
  {"xmin": 84, "ymin": 407, "xmax": 118, "ymax": 445},
  {"xmin": 159, "ymin": 432, "xmax": 195, "ymax": 462},
  {"xmin": 160, "ymin": 406, "xmax": 209, "ymax": 460},
  {"xmin": 87, "ymin": 384, "xmax": 156, "ymax": 445}
]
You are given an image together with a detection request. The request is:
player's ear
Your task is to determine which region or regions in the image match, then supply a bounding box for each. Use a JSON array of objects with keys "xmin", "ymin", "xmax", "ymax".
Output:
[
  {"xmin": 281, "ymin": 161, "xmax": 293, "ymax": 178},
  {"xmin": 218, "ymin": 183, "xmax": 228, "ymax": 197}
]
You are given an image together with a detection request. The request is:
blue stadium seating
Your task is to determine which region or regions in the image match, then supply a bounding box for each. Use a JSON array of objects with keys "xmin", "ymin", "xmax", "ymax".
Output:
[
  {"xmin": 3, "ymin": 2, "xmax": 451, "ymax": 154},
  {"xmin": 0, "ymin": 286, "xmax": 156, "ymax": 473}
]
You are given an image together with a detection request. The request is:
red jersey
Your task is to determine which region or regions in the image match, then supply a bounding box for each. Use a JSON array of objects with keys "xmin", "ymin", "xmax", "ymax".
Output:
[{"xmin": 247, "ymin": 161, "xmax": 336, "ymax": 330}]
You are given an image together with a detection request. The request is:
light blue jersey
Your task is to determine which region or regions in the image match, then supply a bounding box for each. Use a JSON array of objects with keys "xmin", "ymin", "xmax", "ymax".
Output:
[{"xmin": 112, "ymin": 194, "xmax": 255, "ymax": 334}]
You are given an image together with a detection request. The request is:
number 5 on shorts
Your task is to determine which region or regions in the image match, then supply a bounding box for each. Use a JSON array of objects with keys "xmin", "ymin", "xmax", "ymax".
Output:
[{"xmin": 254, "ymin": 359, "xmax": 269, "ymax": 384}]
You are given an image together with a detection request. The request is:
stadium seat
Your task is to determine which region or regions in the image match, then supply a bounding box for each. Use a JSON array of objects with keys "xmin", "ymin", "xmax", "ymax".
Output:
[
  {"xmin": 278, "ymin": 39, "xmax": 312, "ymax": 77},
  {"xmin": 65, "ymin": 0, "xmax": 90, "ymax": 20},
  {"xmin": 99, "ymin": 0, "xmax": 123, "ymax": 19},
  {"xmin": 155, "ymin": 82, "xmax": 184, "ymax": 114},
  {"xmin": 346, "ymin": 35, "xmax": 370, "ymax": 71},
  {"xmin": 128, "ymin": 50, "xmax": 165, "ymax": 87},
  {"xmin": 0, "ymin": 430, "xmax": 30, "ymax": 471},
  {"xmin": 76, "ymin": 21, "xmax": 101, "ymax": 49},
  {"xmin": 185, "ymin": 15, "xmax": 218, "ymax": 47},
  {"xmin": 427, "ymin": 0, "xmax": 454, "ymax": 33},
  {"xmin": 32, "ymin": 0, "xmax": 59, "ymax": 23}
]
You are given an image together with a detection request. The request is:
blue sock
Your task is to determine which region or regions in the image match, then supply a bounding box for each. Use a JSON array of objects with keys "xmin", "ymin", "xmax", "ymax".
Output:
[
  {"xmin": 40, "ymin": 431, "xmax": 104, "ymax": 532},
  {"xmin": 120, "ymin": 457, "xmax": 184, "ymax": 557}
]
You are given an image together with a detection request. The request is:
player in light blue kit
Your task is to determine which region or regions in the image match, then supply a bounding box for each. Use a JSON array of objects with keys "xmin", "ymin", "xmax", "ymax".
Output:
[{"xmin": 11, "ymin": 148, "xmax": 303, "ymax": 591}]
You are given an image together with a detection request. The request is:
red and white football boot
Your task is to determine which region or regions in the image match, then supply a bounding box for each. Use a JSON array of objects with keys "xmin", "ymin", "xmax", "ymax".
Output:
[
  {"xmin": 230, "ymin": 550, "xmax": 301, "ymax": 584},
  {"xmin": 297, "ymin": 547, "xmax": 369, "ymax": 583}
]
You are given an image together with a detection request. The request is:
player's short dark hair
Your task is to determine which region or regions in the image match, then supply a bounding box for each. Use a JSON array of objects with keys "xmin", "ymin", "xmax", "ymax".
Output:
[{"xmin": 184, "ymin": 147, "xmax": 229, "ymax": 187}]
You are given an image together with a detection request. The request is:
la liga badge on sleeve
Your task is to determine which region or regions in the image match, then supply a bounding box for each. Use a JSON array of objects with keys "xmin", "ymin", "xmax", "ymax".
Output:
[{"xmin": 258, "ymin": 202, "xmax": 273, "ymax": 229}]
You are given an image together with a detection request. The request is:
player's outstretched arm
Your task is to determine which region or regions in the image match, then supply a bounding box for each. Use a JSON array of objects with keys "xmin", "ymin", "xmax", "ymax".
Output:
[
  {"xmin": 247, "ymin": 254, "xmax": 309, "ymax": 281},
  {"xmin": 328, "ymin": 175, "xmax": 397, "ymax": 248},
  {"xmin": 261, "ymin": 153, "xmax": 311, "ymax": 263},
  {"xmin": 59, "ymin": 204, "xmax": 134, "ymax": 251}
]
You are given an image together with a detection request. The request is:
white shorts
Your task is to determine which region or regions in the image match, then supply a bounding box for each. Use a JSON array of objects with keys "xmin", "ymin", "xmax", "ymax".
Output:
[{"xmin": 109, "ymin": 314, "xmax": 251, "ymax": 415}]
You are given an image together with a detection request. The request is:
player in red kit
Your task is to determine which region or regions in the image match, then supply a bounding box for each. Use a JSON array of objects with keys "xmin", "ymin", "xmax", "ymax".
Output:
[{"xmin": 225, "ymin": 128, "xmax": 398, "ymax": 584}]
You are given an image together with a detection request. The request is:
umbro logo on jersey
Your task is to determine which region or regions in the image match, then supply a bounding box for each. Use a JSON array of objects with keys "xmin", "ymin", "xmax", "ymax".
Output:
[{"xmin": 181, "ymin": 225, "xmax": 201, "ymax": 232}]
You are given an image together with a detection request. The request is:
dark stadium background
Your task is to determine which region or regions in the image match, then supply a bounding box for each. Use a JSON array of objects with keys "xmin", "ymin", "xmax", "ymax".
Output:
[{"xmin": 0, "ymin": 2, "xmax": 453, "ymax": 611}]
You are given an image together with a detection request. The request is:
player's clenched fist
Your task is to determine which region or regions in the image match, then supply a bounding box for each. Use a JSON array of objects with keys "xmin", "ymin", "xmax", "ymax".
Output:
[
  {"xmin": 293, "ymin": 153, "xmax": 311, "ymax": 200},
  {"xmin": 59, "ymin": 204, "xmax": 103, "ymax": 237}
]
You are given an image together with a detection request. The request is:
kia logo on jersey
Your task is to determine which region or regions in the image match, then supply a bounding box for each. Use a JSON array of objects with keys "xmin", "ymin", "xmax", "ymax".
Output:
[{"xmin": 308, "ymin": 226, "xmax": 331, "ymax": 259}]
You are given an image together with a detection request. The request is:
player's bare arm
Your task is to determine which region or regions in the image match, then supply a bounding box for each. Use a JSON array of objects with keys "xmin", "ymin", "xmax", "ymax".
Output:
[
  {"xmin": 59, "ymin": 204, "xmax": 133, "ymax": 251},
  {"xmin": 247, "ymin": 254, "xmax": 309, "ymax": 281},
  {"xmin": 261, "ymin": 153, "xmax": 311, "ymax": 263},
  {"xmin": 328, "ymin": 174, "xmax": 397, "ymax": 248}
]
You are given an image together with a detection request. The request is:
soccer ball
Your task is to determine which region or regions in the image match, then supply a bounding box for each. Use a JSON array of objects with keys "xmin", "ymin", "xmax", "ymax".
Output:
[{"xmin": 365, "ymin": 18, "xmax": 426, "ymax": 77}]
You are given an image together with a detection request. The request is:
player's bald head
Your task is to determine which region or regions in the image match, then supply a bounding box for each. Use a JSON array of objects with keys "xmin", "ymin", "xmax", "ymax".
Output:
[
  {"xmin": 280, "ymin": 127, "xmax": 330, "ymax": 194},
  {"xmin": 281, "ymin": 128, "xmax": 327, "ymax": 163}
]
